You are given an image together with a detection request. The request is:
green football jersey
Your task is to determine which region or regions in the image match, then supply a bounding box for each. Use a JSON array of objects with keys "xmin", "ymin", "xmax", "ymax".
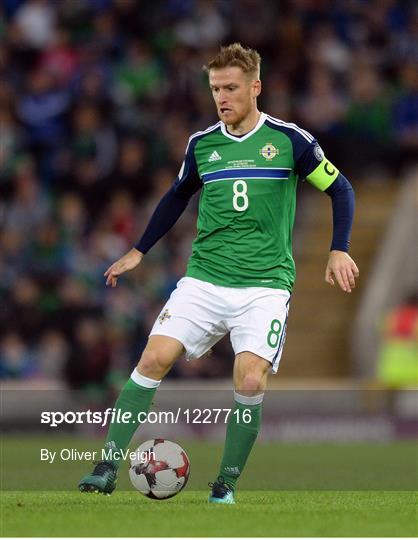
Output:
[{"xmin": 174, "ymin": 113, "xmax": 339, "ymax": 291}]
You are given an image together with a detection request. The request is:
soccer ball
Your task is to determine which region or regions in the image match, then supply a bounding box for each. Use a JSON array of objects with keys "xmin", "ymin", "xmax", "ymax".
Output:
[{"xmin": 129, "ymin": 439, "xmax": 190, "ymax": 499}]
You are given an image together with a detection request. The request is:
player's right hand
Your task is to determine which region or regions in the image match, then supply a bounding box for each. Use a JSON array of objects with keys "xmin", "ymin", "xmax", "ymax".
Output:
[
  {"xmin": 104, "ymin": 248, "xmax": 143, "ymax": 287},
  {"xmin": 325, "ymin": 250, "xmax": 359, "ymax": 293}
]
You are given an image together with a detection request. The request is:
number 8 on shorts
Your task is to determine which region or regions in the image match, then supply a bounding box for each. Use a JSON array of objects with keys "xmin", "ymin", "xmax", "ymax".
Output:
[{"xmin": 267, "ymin": 319, "xmax": 282, "ymax": 348}]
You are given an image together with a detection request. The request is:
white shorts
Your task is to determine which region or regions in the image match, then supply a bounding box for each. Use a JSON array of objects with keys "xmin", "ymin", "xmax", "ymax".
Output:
[{"xmin": 149, "ymin": 277, "xmax": 290, "ymax": 373}]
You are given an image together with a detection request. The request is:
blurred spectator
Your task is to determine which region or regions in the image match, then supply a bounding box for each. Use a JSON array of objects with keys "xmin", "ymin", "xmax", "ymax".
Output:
[
  {"xmin": 346, "ymin": 66, "xmax": 392, "ymax": 138},
  {"xmin": 0, "ymin": 332, "xmax": 35, "ymax": 379},
  {"xmin": 0, "ymin": 228, "xmax": 27, "ymax": 288},
  {"xmin": 65, "ymin": 317, "xmax": 111, "ymax": 390},
  {"xmin": 262, "ymin": 74, "xmax": 292, "ymax": 122},
  {"xmin": 112, "ymin": 40, "xmax": 164, "ymax": 105},
  {"xmin": 386, "ymin": 2, "xmax": 416, "ymax": 61},
  {"xmin": 297, "ymin": 68, "xmax": 347, "ymax": 135},
  {"xmin": 73, "ymin": 68, "xmax": 111, "ymax": 108},
  {"xmin": 38, "ymin": 27, "xmax": 79, "ymax": 86},
  {"xmin": 0, "ymin": 106, "xmax": 24, "ymax": 180},
  {"xmin": 111, "ymin": 137, "xmax": 150, "ymax": 201},
  {"xmin": 26, "ymin": 220, "xmax": 68, "ymax": 280},
  {"xmin": 377, "ymin": 294, "xmax": 418, "ymax": 387},
  {"xmin": 343, "ymin": 64, "xmax": 393, "ymax": 174},
  {"xmin": 16, "ymin": 69, "xmax": 70, "ymax": 183},
  {"xmin": 230, "ymin": 0, "xmax": 276, "ymax": 49},
  {"xmin": 72, "ymin": 43, "xmax": 113, "ymax": 104},
  {"xmin": 106, "ymin": 191, "xmax": 137, "ymax": 244},
  {"xmin": 12, "ymin": 0, "xmax": 56, "ymax": 50},
  {"xmin": 307, "ymin": 22, "xmax": 351, "ymax": 75},
  {"xmin": 4, "ymin": 158, "xmax": 50, "ymax": 233},
  {"xmin": 174, "ymin": 0, "xmax": 228, "ymax": 48},
  {"xmin": 90, "ymin": 9, "xmax": 124, "ymax": 60},
  {"xmin": 7, "ymin": 275, "xmax": 44, "ymax": 341},
  {"xmin": 35, "ymin": 330, "xmax": 69, "ymax": 380},
  {"xmin": 71, "ymin": 103, "xmax": 117, "ymax": 178},
  {"xmin": 56, "ymin": 193, "xmax": 88, "ymax": 244}
]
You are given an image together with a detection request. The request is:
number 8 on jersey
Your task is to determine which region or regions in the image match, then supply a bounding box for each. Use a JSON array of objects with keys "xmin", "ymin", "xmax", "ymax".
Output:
[{"xmin": 232, "ymin": 180, "xmax": 249, "ymax": 211}]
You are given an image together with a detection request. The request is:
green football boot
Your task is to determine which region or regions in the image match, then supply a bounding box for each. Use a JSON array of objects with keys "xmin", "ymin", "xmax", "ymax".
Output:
[
  {"xmin": 79, "ymin": 461, "xmax": 118, "ymax": 494},
  {"xmin": 208, "ymin": 477, "xmax": 235, "ymax": 504}
]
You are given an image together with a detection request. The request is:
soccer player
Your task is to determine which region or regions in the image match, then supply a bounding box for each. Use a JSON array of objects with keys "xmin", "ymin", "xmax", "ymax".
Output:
[{"xmin": 79, "ymin": 43, "xmax": 359, "ymax": 503}]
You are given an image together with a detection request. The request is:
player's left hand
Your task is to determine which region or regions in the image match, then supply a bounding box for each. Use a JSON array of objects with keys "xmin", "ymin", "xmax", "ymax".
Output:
[{"xmin": 325, "ymin": 250, "xmax": 359, "ymax": 293}]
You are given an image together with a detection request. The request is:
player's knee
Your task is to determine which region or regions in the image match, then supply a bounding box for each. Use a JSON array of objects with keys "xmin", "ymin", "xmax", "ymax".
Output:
[
  {"xmin": 137, "ymin": 349, "xmax": 168, "ymax": 380},
  {"xmin": 238, "ymin": 373, "xmax": 264, "ymax": 395}
]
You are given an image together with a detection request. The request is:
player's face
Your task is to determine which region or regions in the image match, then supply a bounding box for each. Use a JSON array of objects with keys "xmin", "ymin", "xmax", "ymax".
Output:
[{"xmin": 209, "ymin": 67, "xmax": 261, "ymax": 126}]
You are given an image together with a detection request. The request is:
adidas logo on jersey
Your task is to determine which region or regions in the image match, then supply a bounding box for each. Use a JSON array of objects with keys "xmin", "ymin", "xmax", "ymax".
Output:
[{"xmin": 208, "ymin": 150, "xmax": 222, "ymax": 162}]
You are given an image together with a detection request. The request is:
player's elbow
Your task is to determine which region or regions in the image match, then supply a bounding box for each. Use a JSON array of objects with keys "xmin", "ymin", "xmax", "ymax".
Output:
[{"xmin": 325, "ymin": 173, "xmax": 354, "ymax": 197}]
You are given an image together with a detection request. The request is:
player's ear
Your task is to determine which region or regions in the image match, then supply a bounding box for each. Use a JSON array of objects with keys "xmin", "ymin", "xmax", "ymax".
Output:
[{"xmin": 252, "ymin": 79, "xmax": 261, "ymax": 98}]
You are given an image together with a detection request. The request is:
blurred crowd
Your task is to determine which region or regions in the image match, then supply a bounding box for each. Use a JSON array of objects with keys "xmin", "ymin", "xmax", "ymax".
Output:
[{"xmin": 1, "ymin": 0, "xmax": 417, "ymax": 387}]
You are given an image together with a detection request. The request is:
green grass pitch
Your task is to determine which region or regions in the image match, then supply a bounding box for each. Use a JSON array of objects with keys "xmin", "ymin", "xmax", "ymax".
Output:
[
  {"xmin": 1, "ymin": 436, "xmax": 417, "ymax": 536},
  {"xmin": 2, "ymin": 490, "xmax": 417, "ymax": 537}
]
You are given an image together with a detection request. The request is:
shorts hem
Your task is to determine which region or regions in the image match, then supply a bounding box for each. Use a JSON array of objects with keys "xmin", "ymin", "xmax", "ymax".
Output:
[
  {"xmin": 233, "ymin": 347, "xmax": 280, "ymax": 374},
  {"xmin": 149, "ymin": 330, "xmax": 204, "ymax": 361},
  {"xmin": 148, "ymin": 330, "xmax": 191, "ymax": 356}
]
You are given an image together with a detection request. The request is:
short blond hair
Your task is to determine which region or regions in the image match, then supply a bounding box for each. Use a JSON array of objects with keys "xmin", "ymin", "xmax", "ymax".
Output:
[{"xmin": 204, "ymin": 43, "xmax": 261, "ymax": 79}]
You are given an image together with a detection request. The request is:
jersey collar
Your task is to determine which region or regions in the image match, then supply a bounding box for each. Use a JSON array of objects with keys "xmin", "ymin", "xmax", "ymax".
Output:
[{"xmin": 220, "ymin": 112, "xmax": 267, "ymax": 142}]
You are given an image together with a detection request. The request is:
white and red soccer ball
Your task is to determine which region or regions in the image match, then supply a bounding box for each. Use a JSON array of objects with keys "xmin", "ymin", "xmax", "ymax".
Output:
[{"xmin": 129, "ymin": 439, "xmax": 190, "ymax": 499}]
